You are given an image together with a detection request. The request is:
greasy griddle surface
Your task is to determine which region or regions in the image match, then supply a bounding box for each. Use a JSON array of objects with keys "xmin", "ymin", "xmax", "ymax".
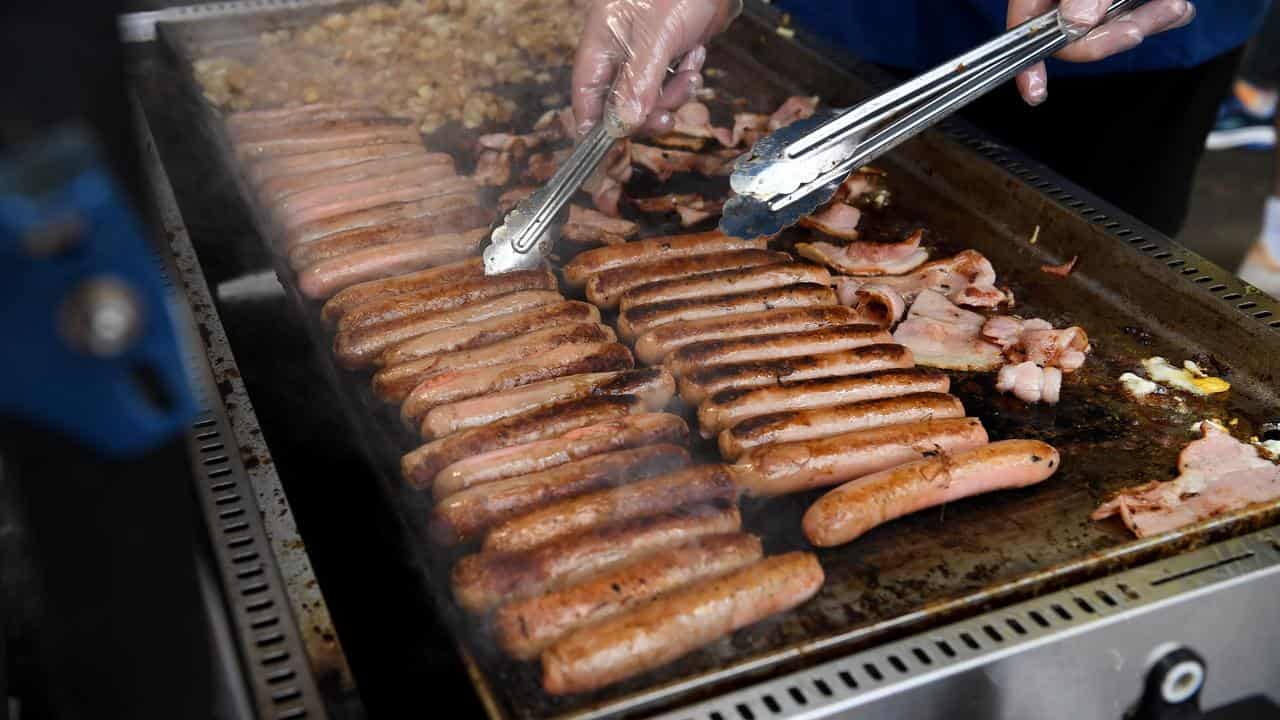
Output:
[{"xmin": 150, "ymin": 6, "xmax": 1280, "ymax": 719}]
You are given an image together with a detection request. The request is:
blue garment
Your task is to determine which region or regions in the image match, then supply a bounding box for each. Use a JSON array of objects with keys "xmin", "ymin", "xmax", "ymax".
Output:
[{"xmin": 775, "ymin": 1, "xmax": 1270, "ymax": 75}]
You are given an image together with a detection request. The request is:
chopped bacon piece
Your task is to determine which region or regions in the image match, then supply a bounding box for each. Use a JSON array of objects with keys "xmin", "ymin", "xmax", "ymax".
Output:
[
  {"xmin": 832, "ymin": 168, "xmax": 892, "ymax": 208},
  {"xmin": 768, "ymin": 95, "xmax": 820, "ymax": 130},
  {"xmin": 1041, "ymin": 256, "xmax": 1079, "ymax": 277},
  {"xmin": 996, "ymin": 361, "xmax": 1063, "ymax": 404},
  {"xmin": 582, "ymin": 139, "xmax": 632, "ymax": 217},
  {"xmin": 631, "ymin": 194, "xmax": 725, "ymax": 227},
  {"xmin": 848, "ymin": 284, "xmax": 906, "ymax": 328},
  {"xmin": 497, "ymin": 186, "xmax": 534, "ymax": 213},
  {"xmin": 1092, "ymin": 421, "xmax": 1280, "ymax": 537},
  {"xmin": 891, "ymin": 290, "xmax": 1004, "ymax": 371},
  {"xmin": 798, "ymin": 229, "xmax": 929, "ymax": 275},
  {"xmin": 533, "ymin": 107, "xmax": 576, "ymax": 139},
  {"xmin": 672, "ymin": 102, "xmax": 718, "ymax": 139},
  {"xmin": 981, "ymin": 316, "xmax": 1090, "ymax": 372},
  {"xmin": 477, "ymin": 127, "xmax": 558, "ymax": 158},
  {"xmin": 724, "ymin": 112, "xmax": 769, "ymax": 148},
  {"xmin": 473, "ymin": 150, "xmax": 512, "ymax": 187},
  {"xmin": 652, "ymin": 134, "xmax": 706, "ymax": 151},
  {"xmin": 524, "ymin": 149, "xmax": 571, "ymax": 183},
  {"xmin": 562, "ymin": 205, "xmax": 638, "ymax": 246},
  {"xmin": 798, "ymin": 204, "xmax": 862, "ymax": 240},
  {"xmin": 630, "ymin": 144, "xmax": 734, "ymax": 181},
  {"xmin": 835, "ymin": 249, "xmax": 1008, "ymax": 308}
]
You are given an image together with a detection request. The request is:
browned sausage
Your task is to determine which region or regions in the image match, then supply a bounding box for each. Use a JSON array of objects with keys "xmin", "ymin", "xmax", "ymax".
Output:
[
  {"xmin": 402, "ymin": 395, "xmax": 642, "ymax": 490},
  {"xmin": 260, "ymin": 153, "xmax": 451, "ymax": 205},
  {"xmin": 281, "ymin": 171, "xmax": 473, "ymax": 229},
  {"xmin": 636, "ymin": 306, "xmax": 863, "ymax": 365},
  {"xmin": 399, "ymin": 342, "xmax": 633, "ymax": 425},
  {"xmin": 335, "ymin": 293, "xmax": 575, "ymax": 369},
  {"xmin": 678, "ymin": 343, "xmax": 915, "ymax": 405},
  {"xmin": 804, "ymin": 440, "xmax": 1060, "ymax": 546},
  {"xmin": 618, "ymin": 283, "xmax": 838, "ymax": 341},
  {"xmin": 698, "ymin": 368, "xmax": 951, "ymax": 437},
  {"xmin": 430, "ymin": 444, "xmax": 692, "ymax": 544},
  {"xmin": 236, "ymin": 120, "xmax": 421, "ymax": 161},
  {"xmin": 430, "ymin": 413, "xmax": 690, "ymax": 499},
  {"xmin": 373, "ymin": 323, "xmax": 615, "ymax": 404},
  {"xmin": 288, "ymin": 206, "xmax": 491, "ymax": 270},
  {"xmin": 285, "ymin": 188, "xmax": 480, "ymax": 247},
  {"xmin": 483, "ymin": 464, "xmax": 739, "ymax": 553},
  {"xmin": 718, "ymin": 392, "xmax": 966, "ymax": 460},
  {"xmin": 421, "ymin": 367, "xmax": 675, "ymax": 439},
  {"xmin": 494, "ymin": 533, "xmax": 762, "ymax": 660},
  {"xmin": 666, "ymin": 324, "xmax": 891, "ymax": 379},
  {"xmin": 320, "ymin": 257, "xmax": 485, "ymax": 323},
  {"xmin": 275, "ymin": 162, "xmax": 454, "ymax": 222},
  {"xmin": 297, "ymin": 228, "xmax": 488, "ymax": 299},
  {"xmin": 248, "ymin": 143, "xmax": 427, "ymax": 184},
  {"xmin": 562, "ymin": 230, "xmax": 769, "ymax": 288},
  {"xmin": 451, "ymin": 501, "xmax": 740, "ymax": 613},
  {"xmin": 337, "ymin": 269, "xmax": 556, "ymax": 333},
  {"xmin": 586, "ymin": 250, "xmax": 792, "ymax": 309},
  {"xmin": 227, "ymin": 102, "xmax": 385, "ymax": 135},
  {"xmin": 729, "ymin": 417, "xmax": 989, "ymax": 497},
  {"xmin": 618, "ymin": 262, "xmax": 831, "ymax": 312},
  {"xmin": 541, "ymin": 552, "xmax": 824, "ymax": 695}
]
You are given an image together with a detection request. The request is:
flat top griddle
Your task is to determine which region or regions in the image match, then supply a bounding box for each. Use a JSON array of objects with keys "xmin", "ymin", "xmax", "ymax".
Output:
[{"xmin": 134, "ymin": 2, "xmax": 1280, "ymax": 718}]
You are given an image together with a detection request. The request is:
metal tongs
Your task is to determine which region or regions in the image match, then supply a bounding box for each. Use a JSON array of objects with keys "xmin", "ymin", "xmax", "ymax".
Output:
[{"xmin": 720, "ymin": 0, "xmax": 1147, "ymax": 239}]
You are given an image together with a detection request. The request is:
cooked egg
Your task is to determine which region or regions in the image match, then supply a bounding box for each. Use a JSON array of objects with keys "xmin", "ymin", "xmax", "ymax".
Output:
[
  {"xmin": 1141, "ymin": 357, "xmax": 1230, "ymax": 396},
  {"xmin": 1119, "ymin": 372, "xmax": 1159, "ymax": 399}
]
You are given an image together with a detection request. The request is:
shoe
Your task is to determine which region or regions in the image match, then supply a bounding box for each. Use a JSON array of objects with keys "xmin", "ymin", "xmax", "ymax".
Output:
[
  {"xmin": 1206, "ymin": 96, "xmax": 1276, "ymax": 151},
  {"xmin": 1237, "ymin": 241, "xmax": 1280, "ymax": 298}
]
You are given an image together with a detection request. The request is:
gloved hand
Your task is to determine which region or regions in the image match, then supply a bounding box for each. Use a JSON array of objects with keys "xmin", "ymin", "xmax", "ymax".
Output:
[
  {"xmin": 1009, "ymin": 0, "xmax": 1197, "ymax": 105},
  {"xmin": 572, "ymin": 0, "xmax": 744, "ymax": 137}
]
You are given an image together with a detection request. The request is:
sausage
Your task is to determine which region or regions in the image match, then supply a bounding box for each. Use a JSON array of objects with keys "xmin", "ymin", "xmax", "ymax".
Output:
[
  {"xmin": 334, "ymin": 292, "xmax": 572, "ymax": 369},
  {"xmin": 430, "ymin": 413, "xmax": 690, "ymax": 499},
  {"xmin": 718, "ymin": 392, "xmax": 966, "ymax": 460},
  {"xmin": 236, "ymin": 120, "xmax": 421, "ymax": 161},
  {"xmin": 493, "ymin": 533, "xmax": 762, "ymax": 660},
  {"xmin": 678, "ymin": 343, "xmax": 915, "ymax": 405},
  {"xmin": 484, "ymin": 464, "xmax": 739, "ymax": 553},
  {"xmin": 297, "ymin": 228, "xmax": 488, "ymax": 299},
  {"xmin": 430, "ymin": 444, "xmax": 692, "ymax": 544},
  {"xmin": 398, "ymin": 342, "xmax": 634, "ymax": 425},
  {"xmin": 729, "ymin": 417, "xmax": 989, "ymax": 497},
  {"xmin": 337, "ymin": 268, "xmax": 556, "ymax": 333},
  {"xmin": 320, "ymin": 258, "xmax": 484, "ymax": 324},
  {"xmin": 288, "ymin": 206, "xmax": 491, "ymax": 270},
  {"xmin": 666, "ymin": 324, "xmax": 891, "ymax": 379},
  {"xmin": 562, "ymin": 230, "xmax": 769, "ymax": 288},
  {"xmin": 618, "ymin": 262, "xmax": 831, "ymax": 312},
  {"xmin": 274, "ymin": 162, "xmax": 455, "ymax": 221},
  {"xmin": 373, "ymin": 323, "xmax": 615, "ymax": 404},
  {"xmin": 260, "ymin": 153, "xmax": 451, "ymax": 205},
  {"xmin": 285, "ymin": 189, "xmax": 479, "ymax": 247},
  {"xmin": 618, "ymin": 283, "xmax": 838, "ymax": 342},
  {"xmin": 227, "ymin": 102, "xmax": 385, "ymax": 135},
  {"xmin": 541, "ymin": 552, "xmax": 823, "ymax": 695},
  {"xmin": 421, "ymin": 368, "xmax": 675, "ymax": 439},
  {"xmin": 248, "ymin": 143, "xmax": 427, "ymax": 184},
  {"xmin": 803, "ymin": 439, "xmax": 1060, "ymax": 546},
  {"xmin": 280, "ymin": 170, "xmax": 472, "ymax": 229},
  {"xmin": 230, "ymin": 110, "xmax": 399, "ymax": 142},
  {"xmin": 698, "ymin": 368, "xmax": 951, "ymax": 437},
  {"xmin": 451, "ymin": 501, "xmax": 740, "ymax": 613},
  {"xmin": 586, "ymin": 250, "xmax": 792, "ymax": 309},
  {"xmin": 635, "ymin": 306, "xmax": 863, "ymax": 366},
  {"xmin": 402, "ymin": 395, "xmax": 642, "ymax": 490}
]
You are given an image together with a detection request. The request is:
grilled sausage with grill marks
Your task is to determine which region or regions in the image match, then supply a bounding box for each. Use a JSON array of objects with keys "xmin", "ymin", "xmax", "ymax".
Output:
[
  {"xmin": 276, "ymin": 163, "xmax": 457, "ymax": 226},
  {"xmin": 730, "ymin": 418, "xmax": 989, "ymax": 497},
  {"xmin": 719, "ymin": 392, "xmax": 966, "ymax": 460},
  {"xmin": 421, "ymin": 368, "xmax": 674, "ymax": 439},
  {"xmin": 399, "ymin": 342, "xmax": 634, "ymax": 426},
  {"xmin": 666, "ymin": 325, "xmax": 890, "ymax": 379},
  {"xmin": 698, "ymin": 368, "xmax": 951, "ymax": 437},
  {"xmin": 430, "ymin": 413, "xmax": 690, "ymax": 499},
  {"xmin": 494, "ymin": 533, "xmax": 762, "ymax": 660},
  {"xmin": 586, "ymin": 250, "xmax": 791, "ymax": 309},
  {"xmin": 430, "ymin": 444, "xmax": 691, "ymax": 544},
  {"xmin": 337, "ymin": 268, "xmax": 556, "ymax": 333},
  {"xmin": 260, "ymin": 153, "xmax": 450, "ymax": 204},
  {"xmin": 483, "ymin": 464, "xmax": 738, "ymax": 553},
  {"xmin": 374, "ymin": 324, "xmax": 615, "ymax": 404},
  {"xmin": 618, "ymin": 262, "xmax": 830, "ymax": 312},
  {"xmin": 298, "ymin": 227, "xmax": 488, "ymax": 299},
  {"xmin": 679, "ymin": 344, "xmax": 915, "ymax": 405},
  {"xmin": 541, "ymin": 552, "xmax": 823, "ymax": 695},
  {"xmin": 288, "ymin": 206, "xmax": 491, "ymax": 270},
  {"xmin": 452, "ymin": 501, "xmax": 740, "ymax": 613},
  {"xmin": 635, "ymin": 306, "xmax": 863, "ymax": 366},
  {"xmin": 286, "ymin": 185, "xmax": 480, "ymax": 247},
  {"xmin": 320, "ymin": 258, "xmax": 485, "ymax": 323},
  {"xmin": 804, "ymin": 440, "xmax": 1060, "ymax": 546},
  {"xmin": 334, "ymin": 292, "xmax": 574, "ymax": 369},
  {"xmin": 249, "ymin": 143, "xmax": 428, "ymax": 184},
  {"xmin": 403, "ymin": 395, "xmax": 642, "ymax": 490},
  {"xmin": 563, "ymin": 230, "xmax": 769, "ymax": 288},
  {"xmin": 618, "ymin": 283, "xmax": 837, "ymax": 341}
]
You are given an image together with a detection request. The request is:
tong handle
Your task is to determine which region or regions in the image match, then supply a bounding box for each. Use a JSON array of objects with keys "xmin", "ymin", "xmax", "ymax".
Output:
[{"xmin": 508, "ymin": 123, "xmax": 614, "ymax": 254}]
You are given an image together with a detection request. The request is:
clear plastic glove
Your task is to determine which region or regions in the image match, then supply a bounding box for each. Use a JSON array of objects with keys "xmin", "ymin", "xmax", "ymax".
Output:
[
  {"xmin": 572, "ymin": 0, "xmax": 744, "ymax": 137},
  {"xmin": 1009, "ymin": 0, "xmax": 1197, "ymax": 105}
]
